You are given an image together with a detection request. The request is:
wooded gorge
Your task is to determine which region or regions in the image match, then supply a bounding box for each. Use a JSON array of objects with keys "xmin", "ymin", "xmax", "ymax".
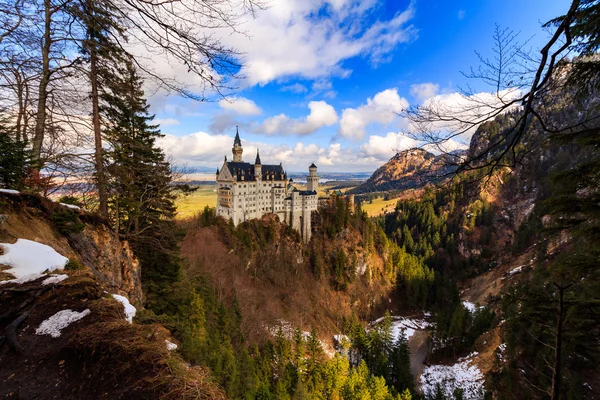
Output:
[{"xmin": 1, "ymin": 0, "xmax": 600, "ymax": 399}]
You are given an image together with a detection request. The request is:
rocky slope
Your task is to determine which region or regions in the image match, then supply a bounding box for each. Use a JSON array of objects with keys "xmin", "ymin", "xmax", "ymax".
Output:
[
  {"xmin": 0, "ymin": 191, "xmax": 142, "ymax": 304},
  {"xmin": 0, "ymin": 191, "xmax": 224, "ymax": 399},
  {"xmin": 350, "ymin": 148, "xmax": 461, "ymax": 194}
]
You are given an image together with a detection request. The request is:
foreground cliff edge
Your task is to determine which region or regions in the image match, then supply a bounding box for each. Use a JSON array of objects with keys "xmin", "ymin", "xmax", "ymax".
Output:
[{"xmin": 0, "ymin": 190, "xmax": 225, "ymax": 399}]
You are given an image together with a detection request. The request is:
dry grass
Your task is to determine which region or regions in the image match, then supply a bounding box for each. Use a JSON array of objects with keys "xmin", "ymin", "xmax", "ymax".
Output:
[
  {"xmin": 69, "ymin": 319, "xmax": 225, "ymax": 400},
  {"xmin": 361, "ymin": 197, "xmax": 399, "ymax": 217},
  {"xmin": 175, "ymin": 187, "xmax": 217, "ymax": 219}
]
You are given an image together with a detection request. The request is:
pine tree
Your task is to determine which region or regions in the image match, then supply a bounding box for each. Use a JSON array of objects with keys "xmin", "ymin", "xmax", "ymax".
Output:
[
  {"xmin": 101, "ymin": 60, "xmax": 180, "ymax": 308},
  {"xmin": 72, "ymin": 0, "xmax": 127, "ymax": 217},
  {"xmin": 389, "ymin": 334, "xmax": 414, "ymax": 395},
  {"xmin": 0, "ymin": 133, "xmax": 30, "ymax": 189}
]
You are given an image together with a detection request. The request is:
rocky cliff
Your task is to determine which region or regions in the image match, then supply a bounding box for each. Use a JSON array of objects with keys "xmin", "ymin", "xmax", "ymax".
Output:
[
  {"xmin": 0, "ymin": 190, "xmax": 142, "ymax": 305},
  {"xmin": 350, "ymin": 148, "xmax": 461, "ymax": 194}
]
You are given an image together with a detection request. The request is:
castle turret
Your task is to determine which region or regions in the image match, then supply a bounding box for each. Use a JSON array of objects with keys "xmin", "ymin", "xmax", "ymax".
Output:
[
  {"xmin": 232, "ymin": 127, "xmax": 243, "ymax": 162},
  {"xmin": 254, "ymin": 149, "xmax": 262, "ymax": 181},
  {"xmin": 306, "ymin": 163, "xmax": 319, "ymax": 192}
]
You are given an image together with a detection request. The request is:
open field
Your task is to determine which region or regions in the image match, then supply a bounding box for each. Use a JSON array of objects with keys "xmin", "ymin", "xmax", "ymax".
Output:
[
  {"xmin": 360, "ymin": 196, "xmax": 399, "ymax": 217},
  {"xmin": 175, "ymin": 185, "xmax": 217, "ymax": 219}
]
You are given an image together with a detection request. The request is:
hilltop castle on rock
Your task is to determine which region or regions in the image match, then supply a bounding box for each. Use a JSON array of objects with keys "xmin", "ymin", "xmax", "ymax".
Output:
[{"xmin": 216, "ymin": 130, "xmax": 318, "ymax": 242}]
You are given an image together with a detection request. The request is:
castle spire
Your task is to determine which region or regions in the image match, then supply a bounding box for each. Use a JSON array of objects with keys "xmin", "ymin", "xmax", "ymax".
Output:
[
  {"xmin": 232, "ymin": 126, "xmax": 243, "ymax": 162},
  {"xmin": 255, "ymin": 149, "xmax": 261, "ymax": 165},
  {"xmin": 234, "ymin": 126, "xmax": 241, "ymax": 147}
]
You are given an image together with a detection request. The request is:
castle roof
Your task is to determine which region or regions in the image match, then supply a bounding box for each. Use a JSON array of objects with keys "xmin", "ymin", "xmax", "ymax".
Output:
[
  {"xmin": 309, "ymin": 163, "xmax": 317, "ymax": 169},
  {"xmin": 255, "ymin": 150, "xmax": 261, "ymax": 165},
  {"xmin": 224, "ymin": 161, "xmax": 285, "ymax": 182},
  {"xmin": 233, "ymin": 127, "xmax": 241, "ymax": 146}
]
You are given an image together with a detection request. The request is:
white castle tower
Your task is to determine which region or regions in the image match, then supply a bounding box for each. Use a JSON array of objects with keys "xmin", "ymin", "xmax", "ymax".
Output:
[
  {"xmin": 215, "ymin": 130, "xmax": 318, "ymax": 243},
  {"xmin": 306, "ymin": 163, "xmax": 319, "ymax": 192},
  {"xmin": 232, "ymin": 127, "xmax": 243, "ymax": 162}
]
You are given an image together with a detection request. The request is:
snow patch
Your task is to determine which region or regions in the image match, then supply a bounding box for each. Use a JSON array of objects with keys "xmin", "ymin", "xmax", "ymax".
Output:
[
  {"xmin": 497, "ymin": 343, "xmax": 507, "ymax": 363},
  {"xmin": 0, "ymin": 273, "xmax": 46, "ymax": 286},
  {"xmin": 0, "ymin": 189, "xmax": 19, "ymax": 194},
  {"xmin": 60, "ymin": 203, "xmax": 81, "ymax": 210},
  {"xmin": 391, "ymin": 317, "xmax": 430, "ymax": 340},
  {"xmin": 420, "ymin": 352, "xmax": 485, "ymax": 399},
  {"xmin": 462, "ymin": 301, "xmax": 483, "ymax": 313},
  {"xmin": 36, "ymin": 309, "xmax": 91, "ymax": 338},
  {"xmin": 508, "ymin": 266, "xmax": 524, "ymax": 275},
  {"xmin": 42, "ymin": 274, "xmax": 69, "ymax": 286},
  {"xmin": 0, "ymin": 239, "xmax": 69, "ymax": 279},
  {"xmin": 166, "ymin": 339, "xmax": 178, "ymax": 351},
  {"xmin": 371, "ymin": 315, "xmax": 431, "ymax": 341},
  {"xmin": 112, "ymin": 294, "xmax": 136, "ymax": 323}
]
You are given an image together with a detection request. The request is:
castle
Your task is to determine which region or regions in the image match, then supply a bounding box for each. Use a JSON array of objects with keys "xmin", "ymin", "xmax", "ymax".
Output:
[{"xmin": 216, "ymin": 130, "xmax": 319, "ymax": 242}]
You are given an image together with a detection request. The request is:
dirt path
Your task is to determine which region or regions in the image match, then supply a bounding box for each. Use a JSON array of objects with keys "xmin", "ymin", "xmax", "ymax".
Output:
[{"xmin": 408, "ymin": 329, "xmax": 429, "ymax": 380}]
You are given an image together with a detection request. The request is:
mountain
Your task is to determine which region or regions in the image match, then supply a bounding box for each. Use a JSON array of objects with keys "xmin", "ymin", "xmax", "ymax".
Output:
[{"xmin": 350, "ymin": 148, "xmax": 463, "ymax": 194}]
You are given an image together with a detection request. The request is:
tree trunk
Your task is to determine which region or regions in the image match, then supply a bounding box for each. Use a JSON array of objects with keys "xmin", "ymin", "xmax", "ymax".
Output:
[
  {"xmin": 31, "ymin": 0, "xmax": 52, "ymax": 163},
  {"xmin": 89, "ymin": 37, "xmax": 108, "ymax": 217},
  {"xmin": 551, "ymin": 283, "xmax": 571, "ymax": 400},
  {"xmin": 15, "ymin": 70, "xmax": 23, "ymax": 142}
]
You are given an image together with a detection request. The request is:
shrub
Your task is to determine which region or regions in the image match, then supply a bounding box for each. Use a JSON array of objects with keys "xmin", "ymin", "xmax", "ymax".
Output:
[{"xmin": 52, "ymin": 209, "xmax": 85, "ymax": 235}]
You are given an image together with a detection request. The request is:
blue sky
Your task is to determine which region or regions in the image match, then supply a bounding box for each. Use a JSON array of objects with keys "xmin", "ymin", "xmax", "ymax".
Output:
[{"xmin": 151, "ymin": 0, "xmax": 571, "ymax": 173}]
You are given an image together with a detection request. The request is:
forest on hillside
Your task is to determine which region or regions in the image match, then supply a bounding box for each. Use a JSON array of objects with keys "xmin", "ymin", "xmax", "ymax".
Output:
[{"xmin": 1, "ymin": 0, "xmax": 599, "ymax": 399}]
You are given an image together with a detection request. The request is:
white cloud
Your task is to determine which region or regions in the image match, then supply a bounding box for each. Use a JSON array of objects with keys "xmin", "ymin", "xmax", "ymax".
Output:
[
  {"xmin": 218, "ymin": 97, "xmax": 262, "ymax": 115},
  {"xmin": 158, "ymin": 130, "xmax": 385, "ymax": 172},
  {"xmin": 410, "ymin": 88, "xmax": 522, "ymax": 143},
  {"xmin": 155, "ymin": 118, "xmax": 180, "ymax": 126},
  {"xmin": 225, "ymin": 0, "xmax": 418, "ymax": 86},
  {"xmin": 409, "ymin": 82, "xmax": 440, "ymax": 102},
  {"xmin": 256, "ymin": 101, "xmax": 338, "ymax": 136},
  {"xmin": 360, "ymin": 132, "xmax": 418, "ymax": 159},
  {"xmin": 338, "ymin": 88, "xmax": 409, "ymax": 140},
  {"xmin": 458, "ymin": 9, "xmax": 466, "ymax": 20},
  {"xmin": 280, "ymin": 83, "xmax": 308, "ymax": 93}
]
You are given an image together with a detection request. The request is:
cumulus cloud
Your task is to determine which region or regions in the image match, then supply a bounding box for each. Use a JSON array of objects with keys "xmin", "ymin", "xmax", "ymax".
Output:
[
  {"xmin": 218, "ymin": 97, "xmax": 262, "ymax": 115},
  {"xmin": 158, "ymin": 130, "xmax": 387, "ymax": 172},
  {"xmin": 409, "ymin": 82, "xmax": 440, "ymax": 102},
  {"xmin": 256, "ymin": 101, "xmax": 338, "ymax": 136},
  {"xmin": 226, "ymin": 0, "xmax": 418, "ymax": 86},
  {"xmin": 410, "ymin": 88, "xmax": 522, "ymax": 143},
  {"xmin": 338, "ymin": 88, "xmax": 409, "ymax": 140},
  {"xmin": 360, "ymin": 132, "xmax": 418, "ymax": 159}
]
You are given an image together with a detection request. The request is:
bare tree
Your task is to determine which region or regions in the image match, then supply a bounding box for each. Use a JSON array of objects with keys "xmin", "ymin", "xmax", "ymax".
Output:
[{"xmin": 404, "ymin": 0, "xmax": 598, "ymax": 176}]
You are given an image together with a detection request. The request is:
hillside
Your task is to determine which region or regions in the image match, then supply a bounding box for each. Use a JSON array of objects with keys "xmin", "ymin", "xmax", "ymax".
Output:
[
  {"xmin": 0, "ymin": 191, "xmax": 225, "ymax": 399},
  {"xmin": 350, "ymin": 149, "xmax": 461, "ymax": 194}
]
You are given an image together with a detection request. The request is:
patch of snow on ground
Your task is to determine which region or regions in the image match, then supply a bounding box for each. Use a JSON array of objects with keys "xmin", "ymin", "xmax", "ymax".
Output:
[
  {"xmin": 508, "ymin": 266, "xmax": 524, "ymax": 275},
  {"xmin": 420, "ymin": 352, "xmax": 485, "ymax": 400},
  {"xmin": 0, "ymin": 273, "xmax": 46, "ymax": 285},
  {"xmin": 497, "ymin": 343, "xmax": 507, "ymax": 363},
  {"xmin": 42, "ymin": 274, "xmax": 69, "ymax": 285},
  {"xmin": 0, "ymin": 189, "xmax": 19, "ymax": 194},
  {"xmin": 60, "ymin": 203, "xmax": 81, "ymax": 210},
  {"xmin": 391, "ymin": 317, "xmax": 430, "ymax": 340},
  {"xmin": 166, "ymin": 340, "xmax": 178, "ymax": 351},
  {"xmin": 0, "ymin": 239, "xmax": 69, "ymax": 279},
  {"xmin": 36, "ymin": 309, "xmax": 91, "ymax": 338},
  {"xmin": 264, "ymin": 319, "xmax": 296, "ymax": 339},
  {"xmin": 462, "ymin": 301, "xmax": 483, "ymax": 313},
  {"xmin": 112, "ymin": 294, "xmax": 136, "ymax": 323}
]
